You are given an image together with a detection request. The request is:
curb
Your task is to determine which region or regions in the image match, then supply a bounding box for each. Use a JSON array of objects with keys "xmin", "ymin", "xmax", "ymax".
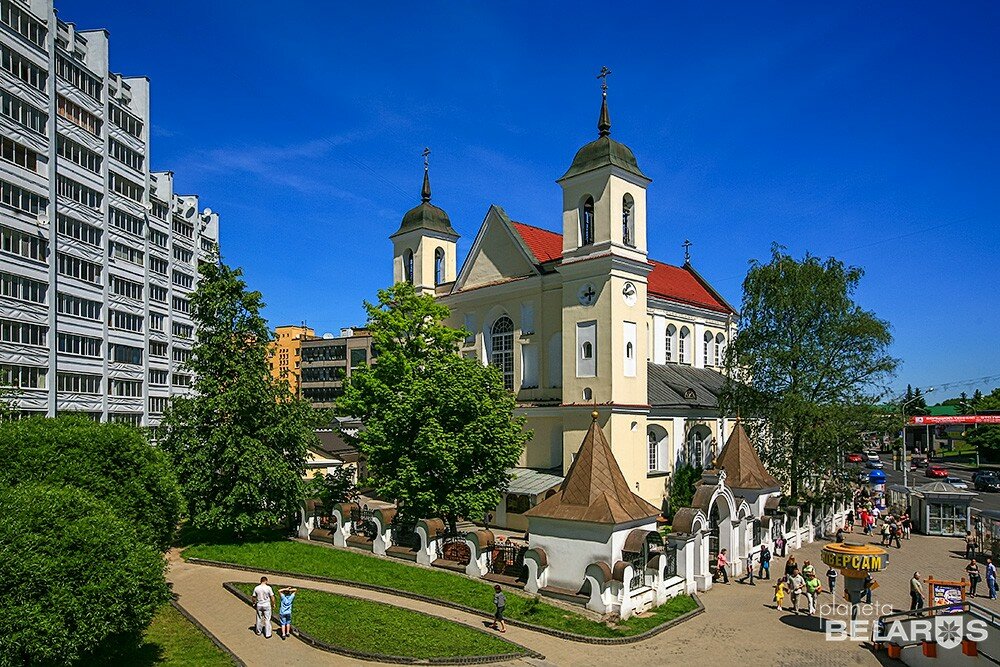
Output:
[
  {"xmin": 186, "ymin": 557, "xmax": 704, "ymax": 645},
  {"xmin": 169, "ymin": 598, "xmax": 247, "ymax": 667},
  {"xmin": 223, "ymin": 581, "xmax": 542, "ymax": 664}
]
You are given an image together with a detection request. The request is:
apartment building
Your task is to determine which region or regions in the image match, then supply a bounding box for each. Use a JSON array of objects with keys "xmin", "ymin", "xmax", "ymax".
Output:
[
  {"xmin": 268, "ymin": 324, "xmax": 314, "ymax": 396},
  {"xmin": 299, "ymin": 328, "xmax": 373, "ymax": 409},
  {"xmin": 0, "ymin": 0, "xmax": 220, "ymax": 426}
]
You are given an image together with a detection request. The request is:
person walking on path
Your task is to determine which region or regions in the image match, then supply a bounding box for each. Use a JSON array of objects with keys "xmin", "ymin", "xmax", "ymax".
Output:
[
  {"xmin": 902, "ymin": 514, "xmax": 912, "ymax": 540},
  {"xmin": 880, "ymin": 522, "xmax": 890, "ymax": 546},
  {"xmin": 716, "ymin": 549, "xmax": 730, "ymax": 584},
  {"xmin": 987, "ymin": 558, "xmax": 998, "ymax": 600},
  {"xmin": 804, "ymin": 571, "xmax": 822, "ymax": 615},
  {"xmin": 827, "ymin": 565, "xmax": 839, "ymax": 600},
  {"xmin": 492, "ymin": 585, "xmax": 507, "ymax": 633},
  {"xmin": 759, "ymin": 545, "xmax": 771, "ymax": 580},
  {"xmin": 784, "ymin": 555, "xmax": 798, "ymax": 579},
  {"xmin": 967, "ymin": 559, "xmax": 982, "ymax": 597},
  {"xmin": 278, "ymin": 586, "xmax": 296, "ymax": 640},
  {"xmin": 891, "ymin": 522, "xmax": 902, "ymax": 549},
  {"xmin": 966, "ymin": 531, "xmax": 977, "ymax": 560},
  {"xmin": 788, "ymin": 569, "xmax": 806, "ymax": 614},
  {"xmin": 773, "ymin": 576, "xmax": 789, "ymax": 611},
  {"xmin": 252, "ymin": 576, "xmax": 275, "ymax": 639},
  {"xmin": 846, "ymin": 509, "xmax": 855, "ymax": 530},
  {"xmin": 802, "ymin": 560, "xmax": 815, "ymax": 578},
  {"xmin": 744, "ymin": 551, "xmax": 756, "ymax": 585},
  {"xmin": 775, "ymin": 534, "xmax": 786, "ymax": 557},
  {"xmin": 862, "ymin": 572, "xmax": 874, "ymax": 604},
  {"xmin": 910, "ymin": 572, "xmax": 924, "ymax": 611}
]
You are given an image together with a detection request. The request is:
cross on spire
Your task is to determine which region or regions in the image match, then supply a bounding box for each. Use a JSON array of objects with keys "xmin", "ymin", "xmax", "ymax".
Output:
[
  {"xmin": 683, "ymin": 239, "xmax": 692, "ymax": 264},
  {"xmin": 597, "ymin": 66, "xmax": 612, "ymax": 137},
  {"xmin": 421, "ymin": 147, "xmax": 431, "ymax": 203}
]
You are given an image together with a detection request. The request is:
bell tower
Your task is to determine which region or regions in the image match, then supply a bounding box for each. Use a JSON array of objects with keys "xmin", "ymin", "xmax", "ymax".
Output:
[{"xmin": 390, "ymin": 149, "xmax": 459, "ymax": 294}]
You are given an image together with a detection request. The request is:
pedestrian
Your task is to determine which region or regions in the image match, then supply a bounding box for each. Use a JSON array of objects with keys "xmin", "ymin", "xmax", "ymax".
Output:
[
  {"xmin": 966, "ymin": 531, "xmax": 977, "ymax": 560},
  {"xmin": 759, "ymin": 544, "xmax": 771, "ymax": 580},
  {"xmin": 880, "ymin": 522, "xmax": 890, "ymax": 546},
  {"xmin": 785, "ymin": 555, "xmax": 798, "ymax": 579},
  {"xmin": 252, "ymin": 576, "xmax": 275, "ymax": 639},
  {"xmin": 745, "ymin": 551, "xmax": 755, "ymax": 585},
  {"xmin": 826, "ymin": 565, "xmax": 839, "ymax": 599},
  {"xmin": 987, "ymin": 557, "xmax": 998, "ymax": 600},
  {"xmin": 788, "ymin": 568, "xmax": 806, "ymax": 613},
  {"xmin": 902, "ymin": 514, "xmax": 912, "ymax": 540},
  {"xmin": 773, "ymin": 576, "xmax": 789, "ymax": 611},
  {"xmin": 492, "ymin": 584, "xmax": 506, "ymax": 632},
  {"xmin": 716, "ymin": 549, "xmax": 730, "ymax": 584},
  {"xmin": 802, "ymin": 560, "xmax": 815, "ymax": 578},
  {"xmin": 775, "ymin": 534, "xmax": 786, "ymax": 557},
  {"xmin": 862, "ymin": 572, "xmax": 874, "ymax": 604},
  {"xmin": 860, "ymin": 509, "xmax": 870, "ymax": 535},
  {"xmin": 836, "ymin": 527, "xmax": 845, "ymax": 543},
  {"xmin": 278, "ymin": 586, "xmax": 297, "ymax": 640},
  {"xmin": 892, "ymin": 523, "xmax": 902, "ymax": 549},
  {"xmin": 967, "ymin": 559, "xmax": 982, "ymax": 597},
  {"xmin": 804, "ymin": 571, "xmax": 822, "ymax": 615},
  {"xmin": 847, "ymin": 509, "xmax": 855, "ymax": 529},
  {"xmin": 910, "ymin": 572, "xmax": 924, "ymax": 611}
]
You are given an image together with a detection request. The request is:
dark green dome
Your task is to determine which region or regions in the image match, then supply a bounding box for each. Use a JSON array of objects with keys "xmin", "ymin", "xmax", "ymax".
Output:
[
  {"xmin": 391, "ymin": 168, "xmax": 459, "ymax": 239},
  {"xmin": 558, "ymin": 92, "xmax": 649, "ymax": 182}
]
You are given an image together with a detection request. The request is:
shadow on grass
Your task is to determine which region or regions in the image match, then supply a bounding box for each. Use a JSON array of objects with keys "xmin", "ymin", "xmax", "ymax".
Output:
[
  {"xmin": 78, "ymin": 632, "xmax": 164, "ymax": 667},
  {"xmin": 175, "ymin": 524, "xmax": 289, "ymax": 549}
]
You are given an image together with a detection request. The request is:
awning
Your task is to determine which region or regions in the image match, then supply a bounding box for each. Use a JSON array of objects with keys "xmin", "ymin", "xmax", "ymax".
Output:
[{"xmin": 506, "ymin": 467, "xmax": 563, "ymax": 497}]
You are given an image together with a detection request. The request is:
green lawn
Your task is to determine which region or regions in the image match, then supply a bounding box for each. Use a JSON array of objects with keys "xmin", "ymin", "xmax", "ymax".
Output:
[
  {"xmin": 232, "ymin": 583, "xmax": 523, "ymax": 658},
  {"xmin": 80, "ymin": 603, "xmax": 235, "ymax": 667},
  {"xmin": 184, "ymin": 538, "xmax": 697, "ymax": 638}
]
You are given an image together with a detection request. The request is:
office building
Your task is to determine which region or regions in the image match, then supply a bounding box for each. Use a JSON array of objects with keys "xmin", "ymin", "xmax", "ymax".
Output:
[{"xmin": 299, "ymin": 328, "xmax": 373, "ymax": 409}]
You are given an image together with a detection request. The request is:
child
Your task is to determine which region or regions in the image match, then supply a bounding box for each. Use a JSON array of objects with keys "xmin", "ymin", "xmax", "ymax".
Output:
[
  {"xmin": 774, "ymin": 576, "xmax": 789, "ymax": 611},
  {"xmin": 826, "ymin": 566, "xmax": 839, "ymax": 599},
  {"xmin": 278, "ymin": 586, "xmax": 297, "ymax": 640},
  {"xmin": 492, "ymin": 585, "xmax": 506, "ymax": 633}
]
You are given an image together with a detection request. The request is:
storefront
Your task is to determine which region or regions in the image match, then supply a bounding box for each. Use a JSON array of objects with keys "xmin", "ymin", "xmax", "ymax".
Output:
[{"xmin": 910, "ymin": 482, "xmax": 976, "ymax": 537}]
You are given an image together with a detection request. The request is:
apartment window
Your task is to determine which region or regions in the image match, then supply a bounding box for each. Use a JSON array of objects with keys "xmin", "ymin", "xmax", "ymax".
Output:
[
  {"xmin": 57, "ymin": 95, "xmax": 101, "ymax": 136},
  {"xmin": 56, "ymin": 135, "xmax": 101, "ymax": 173},
  {"xmin": 0, "ymin": 318, "xmax": 46, "ymax": 346},
  {"xmin": 57, "ymin": 372, "xmax": 101, "ymax": 394},
  {"xmin": 1, "ymin": 177, "xmax": 47, "ymax": 214},
  {"xmin": 172, "ymin": 217, "xmax": 194, "ymax": 239},
  {"xmin": 149, "ymin": 311, "xmax": 164, "ymax": 332},
  {"xmin": 108, "ymin": 413, "xmax": 142, "ymax": 425},
  {"xmin": 149, "ymin": 284, "xmax": 167, "ymax": 303},
  {"xmin": 0, "ymin": 88, "xmax": 46, "ymax": 134},
  {"xmin": 172, "ymin": 295, "xmax": 189, "ymax": 313},
  {"xmin": 1, "ymin": 0, "xmax": 47, "ymax": 47},
  {"xmin": 109, "ymin": 240, "xmax": 144, "ymax": 266},
  {"xmin": 149, "ymin": 341, "xmax": 168, "ymax": 358},
  {"xmin": 56, "ymin": 175, "xmax": 102, "ymax": 210},
  {"xmin": 1, "ymin": 364, "xmax": 46, "ymax": 389},
  {"xmin": 109, "ymin": 138, "xmax": 144, "ymax": 172},
  {"xmin": 172, "ymin": 270, "xmax": 193, "ymax": 289},
  {"xmin": 172, "ymin": 245, "xmax": 193, "ymax": 264},
  {"xmin": 200, "ymin": 238, "xmax": 217, "ymax": 253},
  {"xmin": 109, "ymin": 274, "xmax": 143, "ymax": 300},
  {"xmin": 1, "ymin": 43, "xmax": 47, "ymax": 91},
  {"xmin": 108, "ymin": 309, "xmax": 143, "ymax": 333},
  {"xmin": 148, "ymin": 228, "xmax": 168, "ymax": 249},
  {"xmin": 57, "ymin": 214, "xmax": 101, "ymax": 247},
  {"xmin": 110, "ymin": 172, "xmax": 144, "ymax": 203},
  {"xmin": 300, "ymin": 366, "xmax": 346, "ymax": 383},
  {"xmin": 1, "ymin": 271, "xmax": 46, "ymax": 304},
  {"xmin": 55, "ymin": 54, "xmax": 102, "ymax": 101},
  {"xmin": 301, "ymin": 344, "xmax": 346, "ymax": 362},
  {"xmin": 349, "ymin": 347, "xmax": 368, "ymax": 369},
  {"xmin": 301, "ymin": 387, "xmax": 343, "ymax": 403},
  {"xmin": 57, "ymin": 252, "xmax": 101, "ymax": 284},
  {"xmin": 149, "ymin": 256, "xmax": 168, "ymax": 275},
  {"xmin": 148, "ymin": 396, "xmax": 169, "ymax": 413},
  {"xmin": 1, "ymin": 224, "xmax": 47, "ymax": 262},
  {"xmin": 56, "ymin": 292, "xmax": 101, "ymax": 320},
  {"xmin": 172, "ymin": 347, "xmax": 192, "ymax": 364},
  {"xmin": 109, "ymin": 378, "xmax": 142, "ymax": 397},
  {"xmin": 172, "ymin": 322, "xmax": 193, "ymax": 339},
  {"xmin": 109, "ymin": 104, "xmax": 143, "ymax": 138},
  {"xmin": 150, "ymin": 200, "xmax": 168, "ymax": 221},
  {"xmin": 109, "ymin": 343, "xmax": 143, "ymax": 365},
  {"xmin": 148, "ymin": 368, "xmax": 168, "ymax": 385},
  {"xmin": 1, "ymin": 135, "xmax": 38, "ymax": 171},
  {"xmin": 171, "ymin": 373, "xmax": 192, "ymax": 387},
  {"xmin": 57, "ymin": 332, "xmax": 101, "ymax": 358}
]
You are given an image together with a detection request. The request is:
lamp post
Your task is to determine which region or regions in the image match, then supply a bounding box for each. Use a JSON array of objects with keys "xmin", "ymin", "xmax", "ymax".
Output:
[{"xmin": 901, "ymin": 387, "xmax": 935, "ymax": 488}]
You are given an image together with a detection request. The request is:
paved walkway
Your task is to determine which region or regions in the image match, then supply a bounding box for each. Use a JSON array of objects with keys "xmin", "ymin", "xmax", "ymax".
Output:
[{"xmin": 169, "ymin": 532, "xmax": 991, "ymax": 666}]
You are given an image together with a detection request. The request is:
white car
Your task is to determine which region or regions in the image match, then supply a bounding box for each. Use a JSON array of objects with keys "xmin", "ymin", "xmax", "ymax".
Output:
[
  {"xmin": 866, "ymin": 452, "xmax": 881, "ymax": 463},
  {"xmin": 945, "ymin": 476, "xmax": 969, "ymax": 490}
]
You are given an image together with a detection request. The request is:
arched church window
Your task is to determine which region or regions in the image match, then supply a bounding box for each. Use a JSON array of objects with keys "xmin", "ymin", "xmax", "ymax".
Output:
[
  {"xmin": 678, "ymin": 327, "xmax": 690, "ymax": 364},
  {"xmin": 403, "ymin": 249, "xmax": 414, "ymax": 284},
  {"xmin": 626, "ymin": 341, "xmax": 634, "ymax": 359},
  {"xmin": 434, "ymin": 248, "xmax": 445, "ymax": 285},
  {"xmin": 582, "ymin": 341, "xmax": 593, "ymax": 359},
  {"xmin": 648, "ymin": 431, "xmax": 658, "ymax": 472},
  {"xmin": 490, "ymin": 316, "xmax": 515, "ymax": 392},
  {"xmin": 715, "ymin": 333, "xmax": 726, "ymax": 367},
  {"xmin": 665, "ymin": 324, "xmax": 676, "ymax": 363},
  {"xmin": 622, "ymin": 194, "xmax": 635, "ymax": 247},
  {"xmin": 704, "ymin": 331, "xmax": 714, "ymax": 366},
  {"xmin": 580, "ymin": 196, "xmax": 595, "ymax": 246},
  {"xmin": 688, "ymin": 426, "xmax": 710, "ymax": 467}
]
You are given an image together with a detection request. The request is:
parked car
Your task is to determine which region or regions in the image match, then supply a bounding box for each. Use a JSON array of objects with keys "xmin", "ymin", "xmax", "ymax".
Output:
[
  {"xmin": 925, "ymin": 465, "xmax": 949, "ymax": 479},
  {"xmin": 975, "ymin": 473, "xmax": 1000, "ymax": 492},
  {"xmin": 945, "ymin": 476, "xmax": 969, "ymax": 490},
  {"xmin": 846, "ymin": 453, "xmax": 864, "ymax": 463}
]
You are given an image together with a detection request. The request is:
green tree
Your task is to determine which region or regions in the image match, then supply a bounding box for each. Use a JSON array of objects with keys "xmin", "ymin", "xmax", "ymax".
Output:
[
  {"xmin": 721, "ymin": 245, "xmax": 898, "ymax": 500},
  {"xmin": 0, "ymin": 484, "xmax": 170, "ymax": 667},
  {"xmin": 0, "ymin": 415, "xmax": 181, "ymax": 551},
  {"xmin": 306, "ymin": 466, "xmax": 358, "ymax": 510},
  {"xmin": 160, "ymin": 259, "xmax": 316, "ymax": 536},
  {"xmin": 668, "ymin": 462, "xmax": 703, "ymax": 518},
  {"xmin": 967, "ymin": 388, "xmax": 1000, "ymax": 460},
  {"xmin": 339, "ymin": 283, "xmax": 529, "ymax": 528}
]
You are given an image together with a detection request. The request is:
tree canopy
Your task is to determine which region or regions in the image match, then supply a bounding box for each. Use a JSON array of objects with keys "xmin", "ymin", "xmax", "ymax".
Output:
[
  {"xmin": 967, "ymin": 387, "xmax": 1000, "ymax": 460},
  {"xmin": 722, "ymin": 245, "xmax": 898, "ymax": 500},
  {"xmin": 339, "ymin": 283, "xmax": 529, "ymax": 527},
  {"xmin": 160, "ymin": 258, "xmax": 316, "ymax": 535}
]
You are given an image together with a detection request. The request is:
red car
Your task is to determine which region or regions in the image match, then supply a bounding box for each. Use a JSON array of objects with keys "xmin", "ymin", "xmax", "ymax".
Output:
[
  {"xmin": 926, "ymin": 465, "xmax": 948, "ymax": 479},
  {"xmin": 846, "ymin": 453, "xmax": 864, "ymax": 463}
]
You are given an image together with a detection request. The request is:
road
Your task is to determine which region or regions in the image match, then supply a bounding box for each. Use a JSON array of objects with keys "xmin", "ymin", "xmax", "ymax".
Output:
[{"xmin": 862, "ymin": 451, "xmax": 1000, "ymax": 514}]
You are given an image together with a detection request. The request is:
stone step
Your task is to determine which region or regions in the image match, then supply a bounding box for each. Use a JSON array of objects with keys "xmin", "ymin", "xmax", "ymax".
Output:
[
  {"xmin": 432, "ymin": 559, "xmax": 467, "ymax": 573},
  {"xmin": 386, "ymin": 546, "xmax": 418, "ymax": 561},
  {"xmin": 539, "ymin": 585, "xmax": 588, "ymax": 605}
]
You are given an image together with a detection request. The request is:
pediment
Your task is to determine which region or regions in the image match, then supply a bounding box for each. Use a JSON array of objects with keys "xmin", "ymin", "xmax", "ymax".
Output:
[{"xmin": 453, "ymin": 205, "xmax": 540, "ymax": 292}]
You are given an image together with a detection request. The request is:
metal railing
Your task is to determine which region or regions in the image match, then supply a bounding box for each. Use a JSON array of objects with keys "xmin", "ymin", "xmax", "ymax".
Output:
[
  {"xmin": 486, "ymin": 541, "xmax": 527, "ymax": 578},
  {"xmin": 349, "ymin": 505, "xmax": 376, "ymax": 540}
]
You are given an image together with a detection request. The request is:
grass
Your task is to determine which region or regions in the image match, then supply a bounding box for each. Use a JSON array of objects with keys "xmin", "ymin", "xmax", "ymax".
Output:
[
  {"xmin": 232, "ymin": 583, "xmax": 523, "ymax": 658},
  {"xmin": 184, "ymin": 537, "xmax": 698, "ymax": 638},
  {"xmin": 80, "ymin": 603, "xmax": 235, "ymax": 667}
]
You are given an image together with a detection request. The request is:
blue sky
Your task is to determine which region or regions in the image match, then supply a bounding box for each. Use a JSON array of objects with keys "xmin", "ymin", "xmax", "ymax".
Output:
[{"xmin": 64, "ymin": 1, "xmax": 999, "ymax": 399}]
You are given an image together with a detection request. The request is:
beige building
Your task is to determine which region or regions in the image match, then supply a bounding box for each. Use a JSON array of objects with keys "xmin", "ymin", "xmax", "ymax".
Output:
[
  {"xmin": 299, "ymin": 328, "xmax": 373, "ymax": 409},
  {"xmin": 390, "ymin": 91, "xmax": 738, "ymax": 527},
  {"xmin": 268, "ymin": 324, "xmax": 314, "ymax": 395}
]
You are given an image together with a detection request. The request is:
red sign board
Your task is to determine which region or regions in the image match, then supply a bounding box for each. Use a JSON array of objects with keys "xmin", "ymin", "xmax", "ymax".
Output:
[{"xmin": 909, "ymin": 415, "xmax": 1000, "ymax": 425}]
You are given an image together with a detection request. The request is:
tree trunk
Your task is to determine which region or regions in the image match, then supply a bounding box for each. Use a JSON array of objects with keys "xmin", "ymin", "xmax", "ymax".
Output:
[{"xmin": 790, "ymin": 432, "xmax": 800, "ymax": 500}]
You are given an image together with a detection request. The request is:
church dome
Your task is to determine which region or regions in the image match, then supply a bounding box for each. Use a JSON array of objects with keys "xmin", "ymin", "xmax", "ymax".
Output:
[
  {"xmin": 558, "ymin": 86, "xmax": 649, "ymax": 182},
  {"xmin": 391, "ymin": 167, "xmax": 458, "ymax": 239}
]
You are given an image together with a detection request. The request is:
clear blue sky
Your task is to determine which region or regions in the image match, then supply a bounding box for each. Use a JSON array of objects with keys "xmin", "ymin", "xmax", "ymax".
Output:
[{"xmin": 64, "ymin": 1, "xmax": 999, "ymax": 399}]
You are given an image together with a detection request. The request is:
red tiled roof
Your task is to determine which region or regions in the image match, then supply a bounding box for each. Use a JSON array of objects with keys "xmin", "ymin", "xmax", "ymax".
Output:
[{"xmin": 509, "ymin": 222, "xmax": 731, "ymax": 314}]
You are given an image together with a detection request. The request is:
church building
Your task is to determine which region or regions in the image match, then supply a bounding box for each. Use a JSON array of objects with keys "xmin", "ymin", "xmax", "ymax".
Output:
[{"xmin": 389, "ymin": 83, "xmax": 738, "ymax": 529}]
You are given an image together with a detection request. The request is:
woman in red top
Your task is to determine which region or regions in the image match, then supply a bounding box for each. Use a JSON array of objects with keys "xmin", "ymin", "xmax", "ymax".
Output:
[{"xmin": 716, "ymin": 549, "xmax": 730, "ymax": 584}]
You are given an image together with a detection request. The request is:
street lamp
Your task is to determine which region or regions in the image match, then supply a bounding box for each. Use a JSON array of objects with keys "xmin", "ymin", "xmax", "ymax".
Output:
[{"xmin": 901, "ymin": 387, "xmax": 935, "ymax": 488}]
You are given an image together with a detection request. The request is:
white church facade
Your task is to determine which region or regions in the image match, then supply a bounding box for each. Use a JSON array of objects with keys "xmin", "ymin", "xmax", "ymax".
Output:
[{"xmin": 389, "ymin": 87, "xmax": 740, "ymax": 528}]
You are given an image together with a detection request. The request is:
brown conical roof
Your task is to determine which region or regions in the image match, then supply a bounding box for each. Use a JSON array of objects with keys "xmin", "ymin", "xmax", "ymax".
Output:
[
  {"xmin": 524, "ymin": 413, "xmax": 661, "ymax": 524},
  {"xmin": 716, "ymin": 422, "xmax": 779, "ymax": 491}
]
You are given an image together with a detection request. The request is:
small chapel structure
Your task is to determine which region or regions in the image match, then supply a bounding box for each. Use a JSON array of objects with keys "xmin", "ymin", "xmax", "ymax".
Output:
[{"xmin": 388, "ymin": 73, "xmax": 741, "ymax": 526}]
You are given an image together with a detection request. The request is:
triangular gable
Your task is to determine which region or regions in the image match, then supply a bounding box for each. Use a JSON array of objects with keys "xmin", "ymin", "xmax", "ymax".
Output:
[
  {"xmin": 715, "ymin": 422, "xmax": 779, "ymax": 491},
  {"xmin": 452, "ymin": 205, "xmax": 541, "ymax": 293}
]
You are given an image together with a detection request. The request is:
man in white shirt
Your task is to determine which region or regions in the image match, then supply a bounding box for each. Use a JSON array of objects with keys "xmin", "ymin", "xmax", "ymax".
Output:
[{"xmin": 252, "ymin": 576, "xmax": 275, "ymax": 638}]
